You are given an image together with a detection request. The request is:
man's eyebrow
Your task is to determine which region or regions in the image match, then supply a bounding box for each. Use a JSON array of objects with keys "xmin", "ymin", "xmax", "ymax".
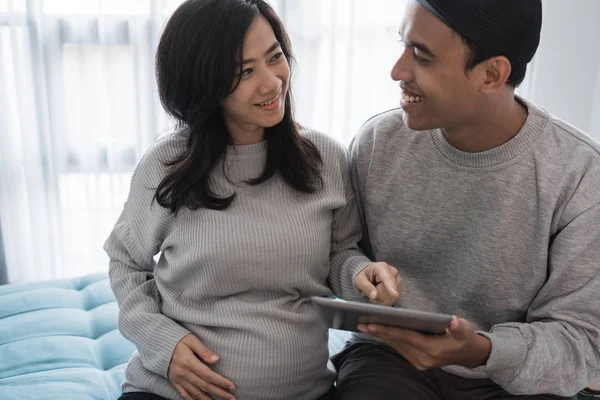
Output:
[
  {"xmin": 241, "ymin": 42, "xmax": 281, "ymax": 65},
  {"xmin": 398, "ymin": 32, "xmax": 437, "ymax": 59}
]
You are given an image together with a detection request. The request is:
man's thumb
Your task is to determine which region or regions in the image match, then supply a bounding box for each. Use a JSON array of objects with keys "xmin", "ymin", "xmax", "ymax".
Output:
[{"xmin": 447, "ymin": 316, "xmax": 467, "ymax": 339}]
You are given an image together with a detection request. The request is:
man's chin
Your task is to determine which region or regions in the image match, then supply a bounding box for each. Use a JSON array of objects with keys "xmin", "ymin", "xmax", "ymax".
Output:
[{"xmin": 403, "ymin": 113, "xmax": 431, "ymax": 131}]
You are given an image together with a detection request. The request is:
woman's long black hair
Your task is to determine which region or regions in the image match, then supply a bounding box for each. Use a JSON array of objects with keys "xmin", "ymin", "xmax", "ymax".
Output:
[{"xmin": 154, "ymin": 0, "xmax": 323, "ymax": 213}]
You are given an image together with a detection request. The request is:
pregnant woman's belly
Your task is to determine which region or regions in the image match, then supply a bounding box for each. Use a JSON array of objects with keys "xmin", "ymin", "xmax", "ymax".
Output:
[{"xmin": 185, "ymin": 304, "xmax": 334, "ymax": 400}]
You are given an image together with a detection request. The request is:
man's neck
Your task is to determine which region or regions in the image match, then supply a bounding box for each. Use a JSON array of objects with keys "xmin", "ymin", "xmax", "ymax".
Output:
[{"xmin": 442, "ymin": 97, "xmax": 528, "ymax": 153}]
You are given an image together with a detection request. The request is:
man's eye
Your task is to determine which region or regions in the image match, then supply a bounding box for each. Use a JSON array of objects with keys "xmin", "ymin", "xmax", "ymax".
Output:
[{"xmin": 414, "ymin": 54, "xmax": 429, "ymax": 64}]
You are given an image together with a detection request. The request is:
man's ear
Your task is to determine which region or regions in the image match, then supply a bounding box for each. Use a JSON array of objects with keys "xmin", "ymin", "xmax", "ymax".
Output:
[{"xmin": 479, "ymin": 56, "xmax": 511, "ymax": 93}]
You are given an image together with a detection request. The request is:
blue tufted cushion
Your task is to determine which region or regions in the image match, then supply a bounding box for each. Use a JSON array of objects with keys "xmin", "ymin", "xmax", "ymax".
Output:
[
  {"xmin": 0, "ymin": 273, "xmax": 135, "ymax": 400},
  {"xmin": 0, "ymin": 273, "xmax": 351, "ymax": 400}
]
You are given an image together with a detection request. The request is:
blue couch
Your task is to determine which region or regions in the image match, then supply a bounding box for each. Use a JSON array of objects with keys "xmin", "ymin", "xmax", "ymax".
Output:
[
  {"xmin": 1, "ymin": 273, "xmax": 595, "ymax": 399},
  {"xmin": 0, "ymin": 273, "xmax": 351, "ymax": 400}
]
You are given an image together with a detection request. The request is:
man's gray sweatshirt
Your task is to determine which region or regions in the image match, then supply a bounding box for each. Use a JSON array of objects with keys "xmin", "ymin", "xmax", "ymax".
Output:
[{"xmin": 349, "ymin": 97, "xmax": 600, "ymax": 396}]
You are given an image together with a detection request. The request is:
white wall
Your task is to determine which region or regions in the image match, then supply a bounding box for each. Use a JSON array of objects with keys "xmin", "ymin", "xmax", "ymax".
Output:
[{"xmin": 528, "ymin": 0, "xmax": 600, "ymax": 139}]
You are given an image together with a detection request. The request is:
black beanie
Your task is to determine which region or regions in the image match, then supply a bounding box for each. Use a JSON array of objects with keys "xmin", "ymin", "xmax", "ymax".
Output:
[{"xmin": 415, "ymin": 0, "xmax": 542, "ymax": 64}]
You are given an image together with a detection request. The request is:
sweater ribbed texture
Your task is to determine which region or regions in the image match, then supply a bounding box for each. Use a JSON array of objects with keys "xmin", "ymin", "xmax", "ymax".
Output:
[{"xmin": 104, "ymin": 128, "xmax": 371, "ymax": 400}]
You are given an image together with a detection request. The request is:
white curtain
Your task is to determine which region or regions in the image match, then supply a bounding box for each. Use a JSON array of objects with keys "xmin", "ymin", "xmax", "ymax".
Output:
[
  {"xmin": 276, "ymin": 0, "xmax": 407, "ymax": 143},
  {"xmin": 0, "ymin": 0, "xmax": 173, "ymax": 283},
  {"xmin": 0, "ymin": 0, "xmax": 407, "ymax": 283},
  {"xmin": 1, "ymin": 0, "xmax": 598, "ymax": 283}
]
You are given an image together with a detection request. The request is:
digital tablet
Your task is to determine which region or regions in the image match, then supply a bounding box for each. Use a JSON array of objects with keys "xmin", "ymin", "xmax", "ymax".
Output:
[{"xmin": 312, "ymin": 296, "xmax": 453, "ymax": 335}]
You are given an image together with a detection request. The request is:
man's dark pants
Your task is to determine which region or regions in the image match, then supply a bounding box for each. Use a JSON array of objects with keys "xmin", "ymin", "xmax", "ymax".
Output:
[{"xmin": 332, "ymin": 342, "xmax": 577, "ymax": 400}]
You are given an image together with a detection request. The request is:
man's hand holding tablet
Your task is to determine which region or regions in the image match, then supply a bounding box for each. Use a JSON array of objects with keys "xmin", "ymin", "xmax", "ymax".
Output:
[{"xmin": 342, "ymin": 262, "xmax": 491, "ymax": 369}]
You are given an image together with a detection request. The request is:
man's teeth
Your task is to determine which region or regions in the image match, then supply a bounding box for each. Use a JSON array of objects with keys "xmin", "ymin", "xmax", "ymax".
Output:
[
  {"xmin": 258, "ymin": 95, "xmax": 279, "ymax": 106},
  {"xmin": 402, "ymin": 91, "xmax": 423, "ymax": 103}
]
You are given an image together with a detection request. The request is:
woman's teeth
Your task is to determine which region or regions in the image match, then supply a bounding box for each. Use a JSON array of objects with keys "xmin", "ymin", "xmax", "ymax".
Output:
[
  {"xmin": 402, "ymin": 91, "xmax": 423, "ymax": 103},
  {"xmin": 258, "ymin": 95, "xmax": 279, "ymax": 106}
]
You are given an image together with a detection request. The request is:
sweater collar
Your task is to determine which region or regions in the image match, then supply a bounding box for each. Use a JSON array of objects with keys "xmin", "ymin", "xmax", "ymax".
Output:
[{"xmin": 430, "ymin": 97, "xmax": 549, "ymax": 168}]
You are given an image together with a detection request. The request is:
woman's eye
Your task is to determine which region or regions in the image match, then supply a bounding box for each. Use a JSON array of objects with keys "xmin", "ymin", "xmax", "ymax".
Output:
[
  {"xmin": 271, "ymin": 52, "xmax": 283, "ymax": 62},
  {"xmin": 240, "ymin": 68, "xmax": 253, "ymax": 77}
]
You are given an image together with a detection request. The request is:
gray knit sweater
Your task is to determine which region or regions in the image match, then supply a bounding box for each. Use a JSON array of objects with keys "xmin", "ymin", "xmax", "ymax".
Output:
[
  {"xmin": 104, "ymin": 129, "xmax": 371, "ymax": 400},
  {"xmin": 350, "ymin": 97, "xmax": 600, "ymax": 396}
]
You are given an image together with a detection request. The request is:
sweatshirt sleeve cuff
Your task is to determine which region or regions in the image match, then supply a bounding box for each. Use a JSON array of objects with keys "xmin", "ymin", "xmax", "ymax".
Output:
[
  {"xmin": 329, "ymin": 252, "xmax": 371, "ymax": 301},
  {"xmin": 347, "ymin": 258, "xmax": 372, "ymax": 300},
  {"xmin": 478, "ymin": 326, "xmax": 528, "ymax": 381}
]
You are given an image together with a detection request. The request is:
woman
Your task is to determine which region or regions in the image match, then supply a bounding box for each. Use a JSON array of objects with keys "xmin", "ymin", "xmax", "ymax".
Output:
[{"xmin": 104, "ymin": 1, "xmax": 401, "ymax": 399}]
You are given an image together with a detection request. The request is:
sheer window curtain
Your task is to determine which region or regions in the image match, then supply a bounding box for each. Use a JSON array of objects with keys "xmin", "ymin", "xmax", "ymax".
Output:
[
  {"xmin": 0, "ymin": 215, "xmax": 6, "ymax": 285},
  {"xmin": 0, "ymin": 0, "xmax": 407, "ymax": 283},
  {"xmin": 0, "ymin": 0, "xmax": 174, "ymax": 283},
  {"xmin": 1, "ymin": 0, "xmax": 598, "ymax": 284}
]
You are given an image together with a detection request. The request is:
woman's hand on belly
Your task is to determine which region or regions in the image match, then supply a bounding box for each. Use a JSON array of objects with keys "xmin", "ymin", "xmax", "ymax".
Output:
[{"xmin": 168, "ymin": 334, "xmax": 237, "ymax": 400}]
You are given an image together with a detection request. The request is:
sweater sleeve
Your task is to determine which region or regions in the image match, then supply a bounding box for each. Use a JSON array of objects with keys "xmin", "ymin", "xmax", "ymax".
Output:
[
  {"xmin": 348, "ymin": 126, "xmax": 376, "ymax": 260},
  {"xmin": 104, "ymin": 139, "xmax": 191, "ymax": 379},
  {"xmin": 475, "ymin": 199, "xmax": 600, "ymax": 396},
  {"xmin": 323, "ymin": 138, "xmax": 372, "ymax": 301}
]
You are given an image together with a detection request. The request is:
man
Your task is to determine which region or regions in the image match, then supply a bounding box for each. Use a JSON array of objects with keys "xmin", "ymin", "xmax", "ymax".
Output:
[{"xmin": 333, "ymin": 0, "xmax": 600, "ymax": 399}]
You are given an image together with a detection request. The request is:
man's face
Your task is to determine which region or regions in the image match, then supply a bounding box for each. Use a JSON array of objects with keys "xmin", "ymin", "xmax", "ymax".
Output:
[{"xmin": 392, "ymin": 1, "xmax": 482, "ymax": 131}]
